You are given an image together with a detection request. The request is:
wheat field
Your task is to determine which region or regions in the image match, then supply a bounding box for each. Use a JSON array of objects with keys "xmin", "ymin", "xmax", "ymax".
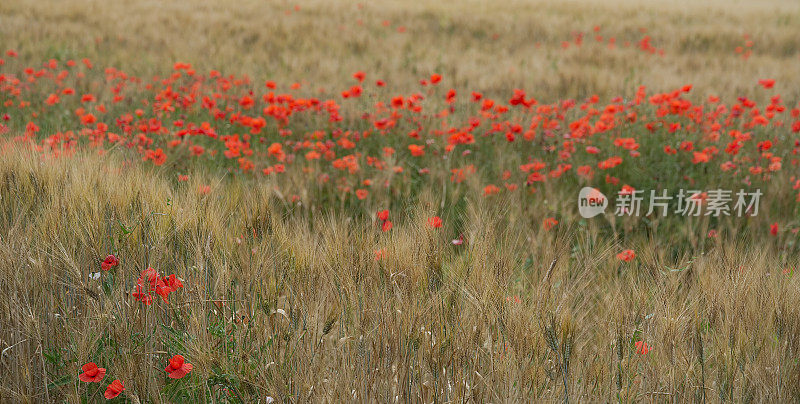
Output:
[{"xmin": 1, "ymin": 0, "xmax": 800, "ymax": 402}]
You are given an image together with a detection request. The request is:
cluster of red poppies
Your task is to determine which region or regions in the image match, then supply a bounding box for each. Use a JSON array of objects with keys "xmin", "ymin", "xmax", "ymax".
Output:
[
  {"xmin": 376, "ymin": 209, "xmax": 392, "ymax": 232},
  {"xmin": 131, "ymin": 267, "xmax": 184, "ymax": 305},
  {"xmin": 79, "ymin": 354, "xmax": 192, "ymax": 400},
  {"xmin": 79, "ymin": 256, "xmax": 191, "ymax": 398},
  {"xmin": 2, "ymin": 50, "xmax": 797, "ymax": 211}
]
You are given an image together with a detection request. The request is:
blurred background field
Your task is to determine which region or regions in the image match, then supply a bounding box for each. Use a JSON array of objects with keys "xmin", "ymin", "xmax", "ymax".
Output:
[{"xmin": 2, "ymin": 0, "xmax": 799, "ymax": 101}]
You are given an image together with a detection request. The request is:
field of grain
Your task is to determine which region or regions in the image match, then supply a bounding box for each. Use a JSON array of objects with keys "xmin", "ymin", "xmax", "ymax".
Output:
[{"xmin": 1, "ymin": 0, "xmax": 799, "ymax": 402}]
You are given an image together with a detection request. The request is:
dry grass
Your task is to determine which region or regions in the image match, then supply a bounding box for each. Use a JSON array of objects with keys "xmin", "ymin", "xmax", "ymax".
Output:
[{"xmin": 1, "ymin": 147, "xmax": 799, "ymax": 402}]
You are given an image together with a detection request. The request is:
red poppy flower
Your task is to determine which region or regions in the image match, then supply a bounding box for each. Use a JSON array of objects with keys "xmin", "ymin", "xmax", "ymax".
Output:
[
  {"xmin": 155, "ymin": 274, "xmax": 184, "ymax": 303},
  {"xmin": 101, "ymin": 255, "xmax": 119, "ymax": 271},
  {"xmin": 408, "ymin": 144, "xmax": 425, "ymax": 157},
  {"xmin": 758, "ymin": 79, "xmax": 775, "ymax": 89},
  {"xmin": 390, "ymin": 96, "xmax": 404, "ymax": 108},
  {"xmin": 80, "ymin": 113, "xmax": 97, "ymax": 125},
  {"xmin": 381, "ymin": 220, "xmax": 393, "ymax": 232},
  {"xmin": 104, "ymin": 379, "xmax": 124, "ymax": 399},
  {"xmin": 770, "ymin": 222, "xmax": 779, "ymax": 236},
  {"xmin": 79, "ymin": 362, "xmax": 106, "ymax": 383},
  {"xmin": 165, "ymin": 355, "xmax": 193, "ymax": 379},
  {"xmin": 239, "ymin": 96, "xmax": 255, "ymax": 109},
  {"xmin": 634, "ymin": 340, "xmax": 651, "ymax": 354},
  {"xmin": 692, "ymin": 151, "xmax": 710, "ymax": 164},
  {"xmin": 377, "ymin": 209, "xmax": 389, "ymax": 222},
  {"xmin": 617, "ymin": 249, "xmax": 636, "ymax": 262},
  {"xmin": 427, "ymin": 216, "xmax": 443, "ymax": 228},
  {"xmin": 483, "ymin": 184, "xmax": 501, "ymax": 196},
  {"xmin": 155, "ymin": 283, "xmax": 172, "ymax": 303},
  {"xmin": 163, "ymin": 274, "xmax": 184, "ymax": 291},
  {"xmin": 132, "ymin": 283, "xmax": 153, "ymax": 305}
]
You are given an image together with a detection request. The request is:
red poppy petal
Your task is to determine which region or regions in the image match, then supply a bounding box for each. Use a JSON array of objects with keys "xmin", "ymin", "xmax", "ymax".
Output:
[
  {"xmin": 104, "ymin": 387, "xmax": 121, "ymax": 399},
  {"xmin": 167, "ymin": 368, "xmax": 187, "ymax": 379},
  {"xmin": 104, "ymin": 380, "xmax": 124, "ymax": 398},
  {"xmin": 169, "ymin": 355, "xmax": 184, "ymax": 368}
]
